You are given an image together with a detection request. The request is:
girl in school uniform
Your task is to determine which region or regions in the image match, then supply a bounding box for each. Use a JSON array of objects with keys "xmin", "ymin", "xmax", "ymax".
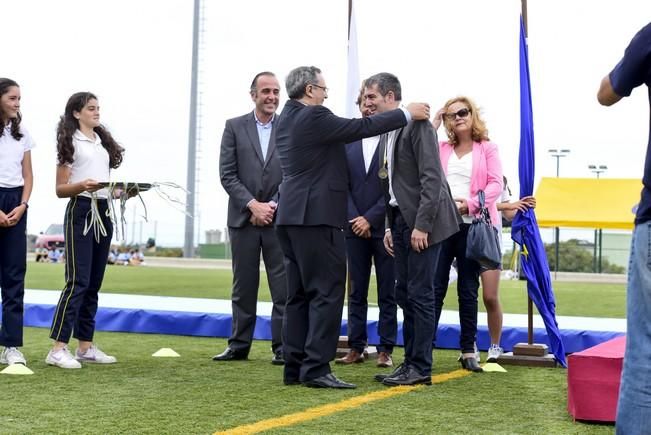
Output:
[
  {"xmin": 0, "ymin": 78, "xmax": 34, "ymax": 366},
  {"xmin": 46, "ymin": 92, "xmax": 124, "ymax": 369}
]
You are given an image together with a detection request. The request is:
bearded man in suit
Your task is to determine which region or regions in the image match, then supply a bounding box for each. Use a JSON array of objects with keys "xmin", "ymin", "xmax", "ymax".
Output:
[{"xmin": 215, "ymin": 72, "xmax": 286, "ymax": 365}]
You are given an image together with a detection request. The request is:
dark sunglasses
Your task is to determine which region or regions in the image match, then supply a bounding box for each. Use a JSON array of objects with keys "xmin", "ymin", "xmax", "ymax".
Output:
[{"xmin": 443, "ymin": 108, "xmax": 471, "ymax": 120}]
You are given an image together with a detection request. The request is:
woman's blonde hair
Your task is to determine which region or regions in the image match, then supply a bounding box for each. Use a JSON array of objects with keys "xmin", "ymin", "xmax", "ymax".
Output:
[{"xmin": 442, "ymin": 96, "xmax": 489, "ymax": 146}]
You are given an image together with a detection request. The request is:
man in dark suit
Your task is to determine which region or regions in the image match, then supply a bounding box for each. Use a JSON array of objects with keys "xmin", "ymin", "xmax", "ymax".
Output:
[
  {"xmin": 274, "ymin": 66, "xmax": 430, "ymax": 389},
  {"xmin": 215, "ymin": 71, "xmax": 286, "ymax": 364},
  {"xmin": 365, "ymin": 72, "xmax": 461, "ymax": 386},
  {"xmin": 336, "ymin": 91, "xmax": 397, "ymax": 368}
]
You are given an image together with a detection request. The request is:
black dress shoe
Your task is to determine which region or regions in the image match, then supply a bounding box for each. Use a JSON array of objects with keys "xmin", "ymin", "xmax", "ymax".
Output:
[
  {"xmin": 374, "ymin": 362, "xmax": 408, "ymax": 382},
  {"xmin": 460, "ymin": 356, "xmax": 483, "ymax": 372},
  {"xmin": 382, "ymin": 365, "xmax": 432, "ymax": 386},
  {"xmin": 303, "ymin": 373, "xmax": 356, "ymax": 389},
  {"xmin": 271, "ymin": 349, "xmax": 285, "ymax": 365},
  {"xmin": 283, "ymin": 378, "xmax": 301, "ymax": 386},
  {"xmin": 212, "ymin": 347, "xmax": 248, "ymax": 361}
]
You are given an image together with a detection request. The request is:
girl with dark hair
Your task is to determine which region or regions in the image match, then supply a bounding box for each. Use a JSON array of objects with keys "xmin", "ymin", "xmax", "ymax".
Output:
[
  {"xmin": 0, "ymin": 78, "xmax": 34, "ymax": 366},
  {"xmin": 46, "ymin": 92, "xmax": 124, "ymax": 369},
  {"xmin": 480, "ymin": 176, "xmax": 536, "ymax": 361}
]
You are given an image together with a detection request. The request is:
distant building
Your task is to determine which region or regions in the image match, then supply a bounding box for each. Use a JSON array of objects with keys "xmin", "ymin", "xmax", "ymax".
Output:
[{"xmin": 205, "ymin": 229, "xmax": 222, "ymax": 244}]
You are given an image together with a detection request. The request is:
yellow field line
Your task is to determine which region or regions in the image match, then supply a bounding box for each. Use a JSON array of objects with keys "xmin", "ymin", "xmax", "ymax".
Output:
[{"xmin": 215, "ymin": 369, "xmax": 471, "ymax": 435}]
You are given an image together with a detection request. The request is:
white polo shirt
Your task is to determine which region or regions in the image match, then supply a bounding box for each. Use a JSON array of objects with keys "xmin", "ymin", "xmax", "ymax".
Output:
[
  {"xmin": 66, "ymin": 130, "xmax": 110, "ymax": 199},
  {"xmin": 0, "ymin": 123, "xmax": 35, "ymax": 188}
]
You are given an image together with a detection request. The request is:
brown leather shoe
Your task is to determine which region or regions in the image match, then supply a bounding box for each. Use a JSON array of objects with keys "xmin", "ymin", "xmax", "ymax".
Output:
[
  {"xmin": 376, "ymin": 351, "xmax": 393, "ymax": 368},
  {"xmin": 335, "ymin": 349, "xmax": 365, "ymax": 365}
]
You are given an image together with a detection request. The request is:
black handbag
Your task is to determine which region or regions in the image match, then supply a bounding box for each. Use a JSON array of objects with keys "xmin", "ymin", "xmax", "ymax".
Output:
[{"xmin": 466, "ymin": 190, "xmax": 502, "ymax": 269}]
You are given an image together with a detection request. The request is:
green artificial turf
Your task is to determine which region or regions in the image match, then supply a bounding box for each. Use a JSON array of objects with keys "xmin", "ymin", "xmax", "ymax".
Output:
[
  {"xmin": 1, "ymin": 328, "xmax": 612, "ymax": 435},
  {"xmin": 26, "ymin": 262, "xmax": 625, "ymax": 318}
]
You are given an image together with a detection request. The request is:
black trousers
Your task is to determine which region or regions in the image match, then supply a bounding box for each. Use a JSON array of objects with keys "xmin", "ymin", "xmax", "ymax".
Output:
[
  {"xmin": 345, "ymin": 236, "xmax": 396, "ymax": 353},
  {"xmin": 433, "ymin": 223, "xmax": 480, "ymax": 354},
  {"xmin": 49, "ymin": 196, "xmax": 112, "ymax": 343},
  {"xmin": 391, "ymin": 209, "xmax": 440, "ymax": 377},
  {"xmin": 228, "ymin": 225, "xmax": 286, "ymax": 353},
  {"xmin": 0, "ymin": 187, "xmax": 26, "ymax": 347},
  {"xmin": 276, "ymin": 225, "xmax": 346, "ymax": 382}
]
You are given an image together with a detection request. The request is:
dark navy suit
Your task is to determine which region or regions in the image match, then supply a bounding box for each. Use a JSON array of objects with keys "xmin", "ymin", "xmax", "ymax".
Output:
[{"xmin": 344, "ymin": 140, "xmax": 396, "ymax": 354}]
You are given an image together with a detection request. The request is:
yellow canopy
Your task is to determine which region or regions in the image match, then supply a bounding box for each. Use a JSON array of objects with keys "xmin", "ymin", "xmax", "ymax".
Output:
[{"xmin": 534, "ymin": 177, "xmax": 642, "ymax": 230}]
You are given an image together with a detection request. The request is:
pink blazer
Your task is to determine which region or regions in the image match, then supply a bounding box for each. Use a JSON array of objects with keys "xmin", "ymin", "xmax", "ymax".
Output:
[{"xmin": 439, "ymin": 140, "xmax": 503, "ymax": 225}]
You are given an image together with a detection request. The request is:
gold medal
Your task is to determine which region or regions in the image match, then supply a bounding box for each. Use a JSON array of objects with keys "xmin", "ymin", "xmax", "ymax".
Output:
[{"xmin": 378, "ymin": 167, "xmax": 388, "ymax": 179}]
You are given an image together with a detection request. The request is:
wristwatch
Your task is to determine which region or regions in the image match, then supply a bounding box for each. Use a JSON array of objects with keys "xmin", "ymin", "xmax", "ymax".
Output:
[{"xmin": 20, "ymin": 201, "xmax": 28, "ymax": 209}]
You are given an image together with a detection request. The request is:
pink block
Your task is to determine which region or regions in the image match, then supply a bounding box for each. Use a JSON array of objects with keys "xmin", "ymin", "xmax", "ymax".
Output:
[{"xmin": 567, "ymin": 336, "xmax": 625, "ymax": 422}]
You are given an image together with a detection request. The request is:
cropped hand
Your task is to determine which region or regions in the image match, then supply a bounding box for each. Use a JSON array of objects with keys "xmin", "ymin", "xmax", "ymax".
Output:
[
  {"xmin": 349, "ymin": 216, "xmax": 371, "ymax": 238},
  {"xmin": 6, "ymin": 204, "xmax": 27, "ymax": 226},
  {"xmin": 0, "ymin": 210, "xmax": 11, "ymax": 227},
  {"xmin": 521, "ymin": 195, "xmax": 536, "ymax": 209},
  {"xmin": 454, "ymin": 197, "xmax": 469, "ymax": 215},
  {"xmin": 383, "ymin": 231, "xmax": 394, "ymax": 257},
  {"xmin": 507, "ymin": 200, "xmax": 529, "ymax": 213},
  {"xmin": 406, "ymin": 102, "xmax": 431, "ymax": 121},
  {"xmin": 432, "ymin": 107, "xmax": 446, "ymax": 130},
  {"xmin": 411, "ymin": 228, "xmax": 429, "ymax": 253},
  {"xmin": 248, "ymin": 200, "xmax": 274, "ymax": 226},
  {"xmin": 249, "ymin": 215, "xmax": 264, "ymax": 226},
  {"xmin": 81, "ymin": 178, "xmax": 101, "ymax": 193}
]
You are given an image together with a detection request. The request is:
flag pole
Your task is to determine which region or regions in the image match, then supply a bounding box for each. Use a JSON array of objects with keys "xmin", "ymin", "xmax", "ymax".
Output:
[
  {"xmin": 521, "ymin": 0, "xmax": 528, "ymax": 37},
  {"xmin": 341, "ymin": 0, "xmax": 354, "ymax": 357},
  {"xmin": 499, "ymin": 0, "xmax": 563, "ymax": 367},
  {"xmin": 348, "ymin": 0, "xmax": 352, "ymax": 38},
  {"xmin": 521, "ymin": 0, "xmax": 534, "ymax": 347}
]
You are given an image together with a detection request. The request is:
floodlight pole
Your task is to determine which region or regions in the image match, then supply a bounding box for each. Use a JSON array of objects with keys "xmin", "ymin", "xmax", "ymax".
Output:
[
  {"xmin": 548, "ymin": 149, "xmax": 570, "ymax": 280},
  {"xmin": 183, "ymin": 0, "xmax": 201, "ymax": 258},
  {"xmin": 589, "ymin": 165, "xmax": 608, "ymax": 273}
]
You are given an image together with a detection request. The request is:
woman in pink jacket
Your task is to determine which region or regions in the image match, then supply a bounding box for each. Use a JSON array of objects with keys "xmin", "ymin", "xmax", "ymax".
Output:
[{"xmin": 432, "ymin": 96, "xmax": 503, "ymax": 371}]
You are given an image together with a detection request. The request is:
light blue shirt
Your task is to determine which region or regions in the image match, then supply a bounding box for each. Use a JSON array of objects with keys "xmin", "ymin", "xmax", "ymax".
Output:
[{"xmin": 253, "ymin": 111, "xmax": 274, "ymax": 161}]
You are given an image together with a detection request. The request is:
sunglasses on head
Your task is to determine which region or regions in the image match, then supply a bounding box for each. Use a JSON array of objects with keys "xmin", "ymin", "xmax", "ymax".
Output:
[{"xmin": 443, "ymin": 108, "xmax": 471, "ymax": 121}]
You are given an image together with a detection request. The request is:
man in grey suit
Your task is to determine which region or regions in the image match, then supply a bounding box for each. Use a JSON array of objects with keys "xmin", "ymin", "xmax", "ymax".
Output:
[
  {"xmin": 365, "ymin": 73, "xmax": 461, "ymax": 386},
  {"xmin": 215, "ymin": 71, "xmax": 286, "ymax": 364}
]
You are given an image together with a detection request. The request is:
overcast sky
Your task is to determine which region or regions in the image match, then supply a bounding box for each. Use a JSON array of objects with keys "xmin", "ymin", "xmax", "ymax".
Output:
[{"xmin": 4, "ymin": 0, "xmax": 651, "ymax": 246}]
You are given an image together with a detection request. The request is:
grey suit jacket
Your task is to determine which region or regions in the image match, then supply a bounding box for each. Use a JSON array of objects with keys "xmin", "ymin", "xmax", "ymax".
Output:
[
  {"xmin": 380, "ymin": 120, "xmax": 461, "ymax": 245},
  {"xmin": 219, "ymin": 111, "xmax": 282, "ymax": 228}
]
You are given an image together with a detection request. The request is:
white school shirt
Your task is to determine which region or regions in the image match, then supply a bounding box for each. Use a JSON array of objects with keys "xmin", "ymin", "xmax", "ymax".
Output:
[
  {"xmin": 66, "ymin": 130, "xmax": 110, "ymax": 199},
  {"xmin": 495, "ymin": 186, "xmax": 511, "ymax": 251},
  {"xmin": 0, "ymin": 123, "xmax": 35, "ymax": 187},
  {"xmin": 495, "ymin": 186, "xmax": 511, "ymax": 233},
  {"xmin": 386, "ymin": 129, "xmax": 399, "ymax": 207},
  {"xmin": 362, "ymin": 136, "xmax": 380, "ymax": 173},
  {"xmin": 446, "ymin": 152, "xmax": 473, "ymax": 224}
]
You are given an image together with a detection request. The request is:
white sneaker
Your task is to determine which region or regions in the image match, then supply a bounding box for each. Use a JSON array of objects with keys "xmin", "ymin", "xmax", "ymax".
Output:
[
  {"xmin": 75, "ymin": 345, "xmax": 117, "ymax": 364},
  {"xmin": 487, "ymin": 344, "xmax": 504, "ymax": 362},
  {"xmin": 0, "ymin": 347, "xmax": 27, "ymax": 365},
  {"xmin": 46, "ymin": 347, "xmax": 82, "ymax": 369}
]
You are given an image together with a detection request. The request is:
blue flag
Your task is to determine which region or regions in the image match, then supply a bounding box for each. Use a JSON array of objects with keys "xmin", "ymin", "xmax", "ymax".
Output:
[{"xmin": 511, "ymin": 16, "xmax": 567, "ymax": 368}]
